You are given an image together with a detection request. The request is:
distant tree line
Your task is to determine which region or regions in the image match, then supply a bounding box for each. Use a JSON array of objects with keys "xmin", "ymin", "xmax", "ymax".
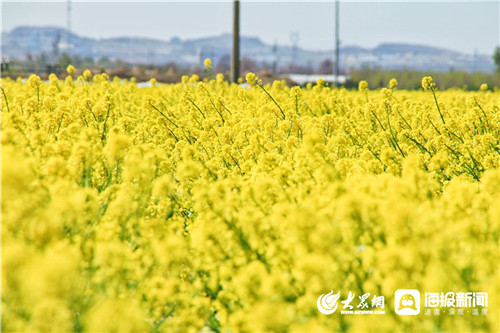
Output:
[
  {"xmin": 494, "ymin": 46, "xmax": 500, "ymax": 73},
  {"xmin": 344, "ymin": 68, "xmax": 499, "ymax": 90},
  {"xmin": 2, "ymin": 52, "xmax": 499, "ymax": 90}
]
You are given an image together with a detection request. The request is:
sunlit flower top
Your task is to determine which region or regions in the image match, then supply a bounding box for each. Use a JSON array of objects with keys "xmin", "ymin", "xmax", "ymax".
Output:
[
  {"xmin": 421, "ymin": 76, "xmax": 436, "ymax": 91},
  {"xmin": 83, "ymin": 70, "xmax": 92, "ymax": 80},
  {"xmin": 389, "ymin": 78, "xmax": 398, "ymax": 89},
  {"xmin": 204, "ymin": 58, "xmax": 212, "ymax": 70},
  {"xmin": 358, "ymin": 80, "xmax": 368, "ymax": 91},
  {"xmin": 246, "ymin": 72, "xmax": 257, "ymax": 86},
  {"xmin": 66, "ymin": 65, "xmax": 76, "ymax": 75}
]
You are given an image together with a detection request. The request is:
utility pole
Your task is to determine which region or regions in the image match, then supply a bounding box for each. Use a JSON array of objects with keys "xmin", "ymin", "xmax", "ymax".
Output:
[
  {"xmin": 67, "ymin": 0, "xmax": 72, "ymax": 46},
  {"xmin": 232, "ymin": 0, "xmax": 240, "ymax": 83},
  {"xmin": 290, "ymin": 32, "xmax": 299, "ymax": 70},
  {"xmin": 334, "ymin": 0, "xmax": 340, "ymax": 87},
  {"xmin": 272, "ymin": 41, "xmax": 278, "ymax": 74}
]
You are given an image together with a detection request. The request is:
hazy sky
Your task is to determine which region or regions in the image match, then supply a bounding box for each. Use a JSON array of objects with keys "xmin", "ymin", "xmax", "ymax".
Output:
[{"xmin": 2, "ymin": 1, "xmax": 499, "ymax": 55}]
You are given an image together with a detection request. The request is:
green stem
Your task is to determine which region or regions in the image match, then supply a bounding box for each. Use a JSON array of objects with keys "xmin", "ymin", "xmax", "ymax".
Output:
[
  {"xmin": 295, "ymin": 94, "xmax": 299, "ymax": 115},
  {"xmin": 101, "ymin": 105, "xmax": 111, "ymax": 141},
  {"xmin": 371, "ymin": 109, "xmax": 385, "ymax": 131},
  {"xmin": 186, "ymin": 96, "xmax": 206, "ymax": 119},
  {"xmin": 257, "ymin": 83, "xmax": 286, "ymax": 120},
  {"xmin": 149, "ymin": 102, "xmax": 179, "ymax": 128},
  {"xmin": 473, "ymin": 96, "xmax": 490, "ymax": 132},
  {"xmin": 430, "ymin": 86, "xmax": 445, "ymax": 124},
  {"xmin": 427, "ymin": 116, "xmax": 441, "ymax": 135},
  {"xmin": 219, "ymin": 99, "xmax": 232, "ymax": 115},
  {"xmin": 1, "ymin": 87, "xmax": 10, "ymax": 112},
  {"xmin": 386, "ymin": 104, "xmax": 405, "ymax": 158},
  {"xmin": 56, "ymin": 113, "xmax": 65, "ymax": 133}
]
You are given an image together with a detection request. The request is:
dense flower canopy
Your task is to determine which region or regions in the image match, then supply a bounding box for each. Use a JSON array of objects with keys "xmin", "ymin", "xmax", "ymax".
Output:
[{"xmin": 1, "ymin": 71, "xmax": 499, "ymax": 332}]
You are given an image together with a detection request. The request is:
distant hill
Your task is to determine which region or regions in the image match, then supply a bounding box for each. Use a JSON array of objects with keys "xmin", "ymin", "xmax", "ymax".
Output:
[{"xmin": 1, "ymin": 26, "xmax": 494, "ymax": 72}]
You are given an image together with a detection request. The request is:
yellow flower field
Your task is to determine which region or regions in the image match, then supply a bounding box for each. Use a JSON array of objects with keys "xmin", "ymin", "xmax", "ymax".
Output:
[{"xmin": 1, "ymin": 71, "xmax": 499, "ymax": 332}]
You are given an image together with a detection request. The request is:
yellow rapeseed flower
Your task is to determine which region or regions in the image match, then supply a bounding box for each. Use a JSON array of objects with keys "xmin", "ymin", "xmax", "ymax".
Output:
[
  {"xmin": 358, "ymin": 80, "xmax": 368, "ymax": 91},
  {"xmin": 204, "ymin": 58, "xmax": 212, "ymax": 70},
  {"xmin": 421, "ymin": 76, "xmax": 436, "ymax": 91},
  {"xmin": 66, "ymin": 65, "xmax": 75, "ymax": 75},
  {"xmin": 189, "ymin": 74, "xmax": 199, "ymax": 83},
  {"xmin": 27, "ymin": 74, "xmax": 41, "ymax": 89},
  {"xmin": 246, "ymin": 72, "xmax": 257, "ymax": 86},
  {"xmin": 83, "ymin": 70, "xmax": 92, "ymax": 80},
  {"xmin": 48, "ymin": 73, "xmax": 58, "ymax": 84},
  {"xmin": 389, "ymin": 78, "xmax": 398, "ymax": 89}
]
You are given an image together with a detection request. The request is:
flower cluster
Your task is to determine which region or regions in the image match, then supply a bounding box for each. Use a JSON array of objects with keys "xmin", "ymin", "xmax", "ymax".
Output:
[
  {"xmin": 421, "ymin": 76, "xmax": 436, "ymax": 91},
  {"xmin": 1, "ymin": 70, "xmax": 499, "ymax": 332}
]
